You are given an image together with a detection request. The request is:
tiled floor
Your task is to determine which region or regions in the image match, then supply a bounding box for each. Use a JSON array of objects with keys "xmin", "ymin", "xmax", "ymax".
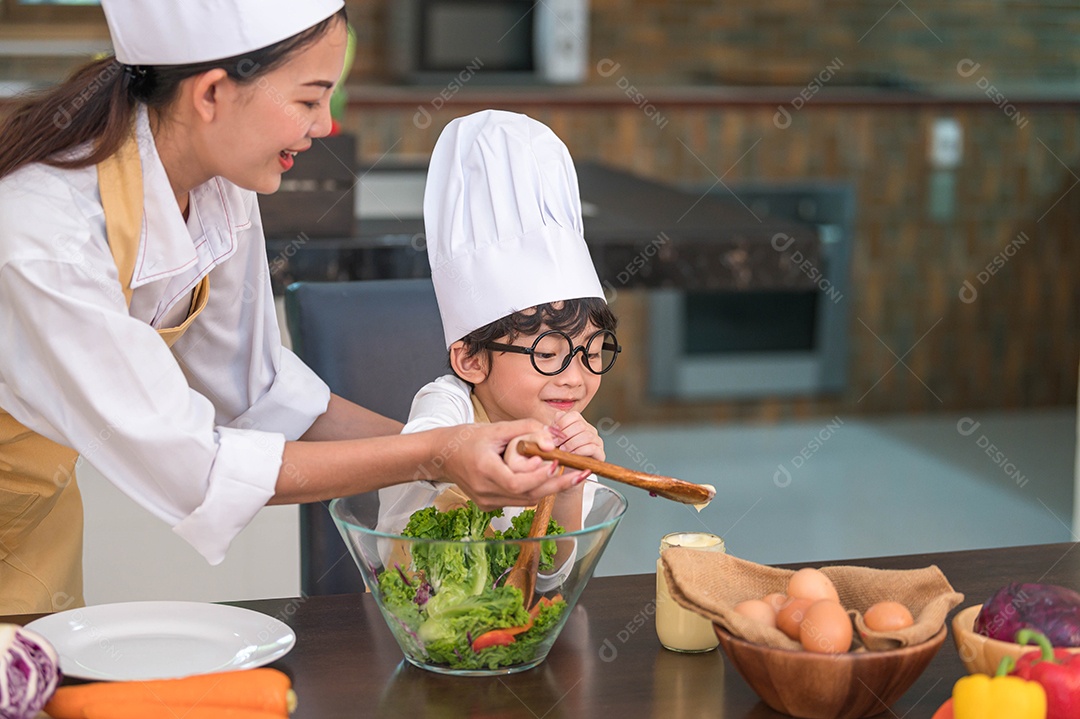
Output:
[{"xmin": 593, "ymin": 408, "xmax": 1077, "ymax": 577}]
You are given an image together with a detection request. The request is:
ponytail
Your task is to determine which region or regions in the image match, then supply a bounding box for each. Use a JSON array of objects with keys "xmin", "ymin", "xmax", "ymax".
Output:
[{"xmin": 0, "ymin": 58, "xmax": 134, "ymax": 179}]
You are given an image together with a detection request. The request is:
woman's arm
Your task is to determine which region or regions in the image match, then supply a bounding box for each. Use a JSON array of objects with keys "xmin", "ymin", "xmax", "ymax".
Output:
[
  {"xmin": 298, "ymin": 393, "xmax": 402, "ymax": 441},
  {"xmin": 270, "ymin": 418, "xmax": 584, "ymax": 508}
]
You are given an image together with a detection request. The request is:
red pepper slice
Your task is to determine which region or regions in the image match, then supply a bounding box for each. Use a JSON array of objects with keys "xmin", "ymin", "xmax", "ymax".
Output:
[{"xmin": 471, "ymin": 630, "xmax": 517, "ymax": 652}]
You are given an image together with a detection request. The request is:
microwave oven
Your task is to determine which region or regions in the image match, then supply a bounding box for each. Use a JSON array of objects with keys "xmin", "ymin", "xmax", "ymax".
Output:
[{"xmin": 390, "ymin": 0, "xmax": 589, "ymax": 85}]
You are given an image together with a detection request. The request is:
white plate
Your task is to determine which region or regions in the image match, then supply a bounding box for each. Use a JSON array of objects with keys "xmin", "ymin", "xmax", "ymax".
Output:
[{"xmin": 25, "ymin": 601, "xmax": 295, "ymax": 681}]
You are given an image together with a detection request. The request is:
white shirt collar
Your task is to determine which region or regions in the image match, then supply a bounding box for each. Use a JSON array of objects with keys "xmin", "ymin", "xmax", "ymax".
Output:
[{"xmin": 129, "ymin": 105, "xmax": 250, "ymax": 288}]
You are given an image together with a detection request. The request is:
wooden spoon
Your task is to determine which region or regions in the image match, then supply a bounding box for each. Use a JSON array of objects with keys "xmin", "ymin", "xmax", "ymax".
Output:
[
  {"xmin": 503, "ymin": 493, "xmax": 556, "ymax": 605},
  {"xmin": 517, "ymin": 440, "xmax": 716, "ymax": 506}
]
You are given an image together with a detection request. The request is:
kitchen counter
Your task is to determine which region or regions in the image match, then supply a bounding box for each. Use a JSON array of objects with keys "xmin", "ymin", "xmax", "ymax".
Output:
[{"xmin": 12, "ymin": 542, "xmax": 1077, "ymax": 717}]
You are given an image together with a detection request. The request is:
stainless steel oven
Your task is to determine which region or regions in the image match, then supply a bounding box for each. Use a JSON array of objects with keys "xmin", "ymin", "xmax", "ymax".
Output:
[{"xmin": 648, "ymin": 183, "xmax": 853, "ymax": 400}]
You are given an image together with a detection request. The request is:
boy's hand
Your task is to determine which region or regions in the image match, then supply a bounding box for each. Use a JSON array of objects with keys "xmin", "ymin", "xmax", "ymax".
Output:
[
  {"xmin": 552, "ymin": 411, "xmax": 605, "ymax": 461},
  {"xmin": 437, "ymin": 421, "xmax": 586, "ymax": 509}
]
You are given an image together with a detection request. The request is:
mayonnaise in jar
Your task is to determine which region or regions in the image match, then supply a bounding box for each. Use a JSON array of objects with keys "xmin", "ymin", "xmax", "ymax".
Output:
[{"xmin": 655, "ymin": 531, "xmax": 725, "ymax": 652}]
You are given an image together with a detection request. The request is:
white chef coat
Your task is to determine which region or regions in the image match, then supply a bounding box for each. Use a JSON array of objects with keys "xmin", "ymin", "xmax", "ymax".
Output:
[
  {"xmin": 0, "ymin": 105, "xmax": 331, "ymax": 564},
  {"xmin": 376, "ymin": 374, "xmax": 598, "ymax": 534}
]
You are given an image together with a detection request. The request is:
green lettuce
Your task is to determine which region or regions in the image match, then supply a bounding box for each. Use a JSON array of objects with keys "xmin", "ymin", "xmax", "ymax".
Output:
[
  {"xmin": 379, "ymin": 501, "xmax": 568, "ymax": 670},
  {"xmin": 490, "ymin": 509, "xmax": 565, "ymax": 577}
]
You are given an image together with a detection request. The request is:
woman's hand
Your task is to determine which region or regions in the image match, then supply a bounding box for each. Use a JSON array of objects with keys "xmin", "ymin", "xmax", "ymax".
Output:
[
  {"xmin": 435, "ymin": 420, "xmax": 586, "ymax": 509},
  {"xmin": 552, "ymin": 411, "xmax": 605, "ymax": 461}
]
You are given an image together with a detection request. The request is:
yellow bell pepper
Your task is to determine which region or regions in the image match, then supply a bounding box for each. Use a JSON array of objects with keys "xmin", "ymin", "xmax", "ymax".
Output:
[{"xmin": 953, "ymin": 673, "xmax": 1046, "ymax": 719}]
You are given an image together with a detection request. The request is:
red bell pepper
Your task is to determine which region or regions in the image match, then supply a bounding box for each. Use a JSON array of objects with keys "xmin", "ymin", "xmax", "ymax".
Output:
[
  {"xmin": 471, "ymin": 630, "xmax": 516, "ymax": 652},
  {"xmin": 1008, "ymin": 629, "xmax": 1080, "ymax": 719}
]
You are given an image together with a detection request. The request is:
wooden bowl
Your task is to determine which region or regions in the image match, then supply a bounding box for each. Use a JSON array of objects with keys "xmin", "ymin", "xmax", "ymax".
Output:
[
  {"xmin": 714, "ymin": 624, "xmax": 947, "ymax": 719},
  {"xmin": 951, "ymin": 604, "xmax": 1080, "ymax": 675}
]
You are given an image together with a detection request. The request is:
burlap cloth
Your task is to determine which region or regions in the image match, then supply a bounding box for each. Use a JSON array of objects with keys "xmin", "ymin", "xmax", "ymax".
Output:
[{"xmin": 661, "ymin": 547, "xmax": 964, "ymax": 651}]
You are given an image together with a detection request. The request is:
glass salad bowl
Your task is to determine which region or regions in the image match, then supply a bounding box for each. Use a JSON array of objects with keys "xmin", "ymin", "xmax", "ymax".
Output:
[{"xmin": 330, "ymin": 484, "xmax": 627, "ymax": 676}]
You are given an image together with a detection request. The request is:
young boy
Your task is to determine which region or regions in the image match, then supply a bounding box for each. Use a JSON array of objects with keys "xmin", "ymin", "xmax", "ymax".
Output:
[{"xmin": 376, "ymin": 110, "xmax": 619, "ymax": 536}]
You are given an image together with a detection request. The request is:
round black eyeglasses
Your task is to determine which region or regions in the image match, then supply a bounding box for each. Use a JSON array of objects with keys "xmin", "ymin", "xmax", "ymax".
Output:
[{"xmin": 485, "ymin": 330, "xmax": 621, "ymax": 376}]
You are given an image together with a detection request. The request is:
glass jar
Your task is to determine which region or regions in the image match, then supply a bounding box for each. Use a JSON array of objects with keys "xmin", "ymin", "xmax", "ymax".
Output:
[{"xmin": 655, "ymin": 532, "xmax": 725, "ymax": 653}]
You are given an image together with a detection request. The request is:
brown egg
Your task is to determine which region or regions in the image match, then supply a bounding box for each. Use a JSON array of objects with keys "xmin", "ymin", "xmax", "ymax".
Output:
[
  {"xmin": 734, "ymin": 599, "xmax": 777, "ymax": 628},
  {"xmin": 800, "ymin": 599, "xmax": 853, "ymax": 654},
  {"xmin": 864, "ymin": 601, "xmax": 915, "ymax": 632},
  {"xmin": 786, "ymin": 568, "xmax": 840, "ymax": 603},
  {"xmin": 776, "ymin": 597, "xmax": 813, "ymax": 640},
  {"xmin": 763, "ymin": 592, "xmax": 788, "ymax": 613}
]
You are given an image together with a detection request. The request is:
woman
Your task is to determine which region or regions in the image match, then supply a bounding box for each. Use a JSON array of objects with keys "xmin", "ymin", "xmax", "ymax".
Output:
[{"xmin": 0, "ymin": 0, "xmax": 579, "ymax": 615}]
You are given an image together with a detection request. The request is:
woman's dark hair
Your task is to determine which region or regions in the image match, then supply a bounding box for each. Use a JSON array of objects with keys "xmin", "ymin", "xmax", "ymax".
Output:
[
  {"xmin": 458, "ymin": 297, "xmax": 618, "ymax": 361},
  {"xmin": 0, "ymin": 8, "xmax": 347, "ymax": 180}
]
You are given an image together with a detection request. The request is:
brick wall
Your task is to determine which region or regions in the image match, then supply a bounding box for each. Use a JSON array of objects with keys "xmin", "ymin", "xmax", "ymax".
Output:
[
  {"xmin": 344, "ymin": 0, "xmax": 1080, "ymax": 88},
  {"xmin": 338, "ymin": 101, "xmax": 1080, "ymax": 423}
]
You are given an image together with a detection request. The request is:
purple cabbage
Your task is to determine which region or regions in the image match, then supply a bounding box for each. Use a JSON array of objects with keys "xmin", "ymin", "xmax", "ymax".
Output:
[
  {"xmin": 413, "ymin": 581, "xmax": 432, "ymax": 607},
  {"xmin": 974, "ymin": 582, "xmax": 1080, "ymax": 647},
  {"xmin": 0, "ymin": 625, "xmax": 61, "ymax": 719}
]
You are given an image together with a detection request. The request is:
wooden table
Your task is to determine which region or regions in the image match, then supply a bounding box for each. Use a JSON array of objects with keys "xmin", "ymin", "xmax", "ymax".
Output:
[{"xmin": 12, "ymin": 542, "xmax": 1079, "ymax": 718}]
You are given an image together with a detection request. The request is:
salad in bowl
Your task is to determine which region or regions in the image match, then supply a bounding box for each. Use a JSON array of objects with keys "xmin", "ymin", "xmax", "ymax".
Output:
[{"xmin": 331, "ymin": 484, "xmax": 627, "ymax": 676}]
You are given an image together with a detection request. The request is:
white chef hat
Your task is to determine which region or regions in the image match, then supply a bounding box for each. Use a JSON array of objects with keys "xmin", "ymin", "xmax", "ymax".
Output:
[
  {"xmin": 424, "ymin": 110, "xmax": 605, "ymax": 348},
  {"xmin": 101, "ymin": 0, "xmax": 344, "ymax": 66}
]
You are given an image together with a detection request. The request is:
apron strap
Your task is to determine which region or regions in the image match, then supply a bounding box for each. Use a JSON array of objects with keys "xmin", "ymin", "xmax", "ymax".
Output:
[
  {"xmin": 95, "ymin": 126, "xmax": 210, "ymax": 347},
  {"xmin": 95, "ymin": 130, "xmax": 143, "ymax": 308}
]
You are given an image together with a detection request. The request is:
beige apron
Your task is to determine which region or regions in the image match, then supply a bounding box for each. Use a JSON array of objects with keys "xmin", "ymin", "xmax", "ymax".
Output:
[{"xmin": 0, "ymin": 131, "xmax": 209, "ymax": 614}]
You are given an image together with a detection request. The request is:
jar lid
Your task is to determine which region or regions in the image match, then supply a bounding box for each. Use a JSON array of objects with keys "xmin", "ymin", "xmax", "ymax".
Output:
[{"xmin": 659, "ymin": 531, "xmax": 725, "ymax": 554}]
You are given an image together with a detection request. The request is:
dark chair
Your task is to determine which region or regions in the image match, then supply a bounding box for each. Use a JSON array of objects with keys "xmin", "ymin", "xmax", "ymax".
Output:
[{"xmin": 285, "ymin": 279, "xmax": 447, "ymax": 595}]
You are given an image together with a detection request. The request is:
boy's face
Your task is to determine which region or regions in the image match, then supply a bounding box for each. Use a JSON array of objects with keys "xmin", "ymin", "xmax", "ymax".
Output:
[{"xmin": 465, "ymin": 324, "xmax": 605, "ymax": 425}]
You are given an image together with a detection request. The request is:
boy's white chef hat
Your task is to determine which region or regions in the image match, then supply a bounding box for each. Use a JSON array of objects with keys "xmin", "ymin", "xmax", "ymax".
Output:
[
  {"xmin": 101, "ymin": 0, "xmax": 344, "ymax": 66},
  {"xmin": 424, "ymin": 110, "xmax": 605, "ymax": 348}
]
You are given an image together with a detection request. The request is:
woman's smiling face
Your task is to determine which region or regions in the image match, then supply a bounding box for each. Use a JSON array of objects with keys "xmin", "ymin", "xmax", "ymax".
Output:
[{"xmin": 205, "ymin": 17, "xmax": 348, "ymax": 194}]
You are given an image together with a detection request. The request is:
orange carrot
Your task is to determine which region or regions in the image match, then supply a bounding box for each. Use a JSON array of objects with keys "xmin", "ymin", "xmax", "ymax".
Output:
[
  {"xmin": 83, "ymin": 706, "xmax": 285, "ymax": 719},
  {"xmin": 44, "ymin": 668, "xmax": 295, "ymax": 719}
]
